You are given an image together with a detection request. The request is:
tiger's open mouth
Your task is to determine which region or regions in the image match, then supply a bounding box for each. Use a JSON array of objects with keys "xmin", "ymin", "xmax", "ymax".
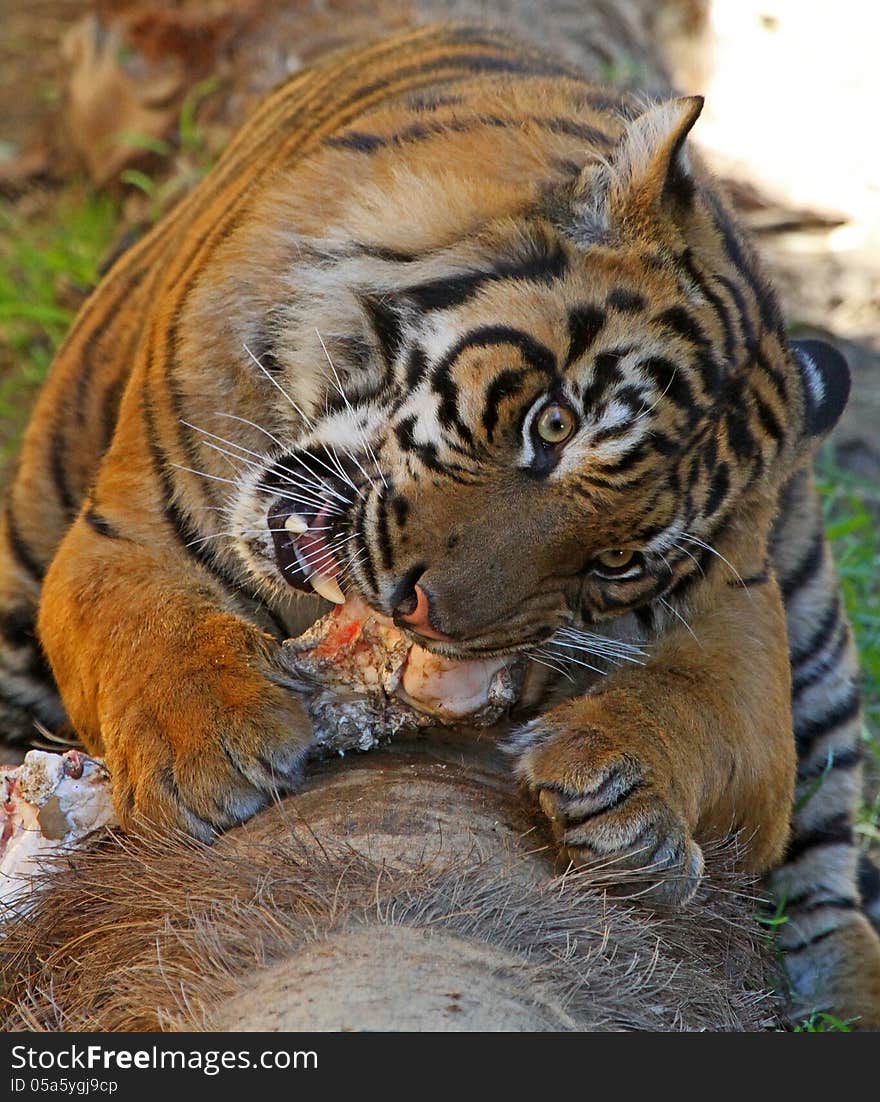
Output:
[{"xmin": 268, "ymin": 500, "xmax": 347, "ymax": 605}]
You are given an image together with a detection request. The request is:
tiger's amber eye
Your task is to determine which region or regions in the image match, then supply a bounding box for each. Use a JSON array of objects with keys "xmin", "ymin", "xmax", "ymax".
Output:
[
  {"xmin": 594, "ymin": 548, "xmax": 636, "ymax": 570},
  {"xmin": 535, "ymin": 402, "xmax": 576, "ymax": 445}
]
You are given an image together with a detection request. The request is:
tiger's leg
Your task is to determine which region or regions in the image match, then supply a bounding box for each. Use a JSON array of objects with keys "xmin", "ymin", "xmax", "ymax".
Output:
[
  {"xmin": 509, "ymin": 498, "xmax": 797, "ymax": 904},
  {"xmin": 35, "ymin": 372, "xmax": 316, "ymax": 838},
  {"xmin": 0, "ymin": 507, "xmax": 66, "ymax": 740},
  {"xmin": 38, "ymin": 505, "xmax": 315, "ymax": 839},
  {"xmin": 770, "ymin": 466, "xmax": 880, "ymax": 1028}
]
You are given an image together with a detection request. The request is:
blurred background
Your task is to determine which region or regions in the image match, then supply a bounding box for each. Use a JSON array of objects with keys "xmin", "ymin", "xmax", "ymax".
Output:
[{"xmin": 1, "ymin": 0, "xmax": 877, "ymax": 834}]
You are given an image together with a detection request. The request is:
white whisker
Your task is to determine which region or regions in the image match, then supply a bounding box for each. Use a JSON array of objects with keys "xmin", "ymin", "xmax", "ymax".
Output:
[
  {"xmin": 314, "ymin": 327, "xmax": 387, "ymax": 489},
  {"xmin": 243, "ymin": 342, "xmax": 315, "ymax": 428},
  {"xmin": 658, "ymin": 597, "xmax": 701, "ymax": 647},
  {"xmin": 533, "ymin": 650, "xmax": 575, "ymax": 682},
  {"xmin": 680, "ymin": 531, "xmax": 746, "ymax": 590}
]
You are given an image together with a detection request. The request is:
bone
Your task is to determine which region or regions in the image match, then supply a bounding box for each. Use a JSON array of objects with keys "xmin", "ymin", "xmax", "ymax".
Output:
[
  {"xmin": 1, "ymin": 750, "xmax": 117, "ymax": 911},
  {"xmin": 283, "ymin": 595, "xmax": 532, "ymax": 755}
]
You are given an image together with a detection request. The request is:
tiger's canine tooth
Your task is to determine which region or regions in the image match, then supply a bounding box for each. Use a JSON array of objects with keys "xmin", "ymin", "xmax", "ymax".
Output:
[
  {"xmin": 310, "ymin": 571, "xmax": 345, "ymax": 604},
  {"xmin": 285, "ymin": 513, "xmax": 309, "ymax": 535}
]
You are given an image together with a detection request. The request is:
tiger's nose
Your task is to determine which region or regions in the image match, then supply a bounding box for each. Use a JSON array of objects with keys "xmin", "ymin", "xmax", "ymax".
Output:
[{"xmin": 394, "ymin": 583, "xmax": 453, "ymax": 642}]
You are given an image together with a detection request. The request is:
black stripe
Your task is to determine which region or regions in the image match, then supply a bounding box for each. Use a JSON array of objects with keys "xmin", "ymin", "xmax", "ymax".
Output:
[
  {"xmin": 794, "ymin": 685, "xmax": 861, "ymax": 754},
  {"xmin": 858, "ymin": 854, "xmax": 880, "ymax": 908},
  {"xmin": 432, "ymin": 363, "xmax": 473, "ymax": 447},
  {"xmin": 653, "ymin": 306, "xmax": 723, "ymax": 397},
  {"xmin": 353, "ymin": 496, "xmax": 379, "ymax": 595},
  {"xmin": 791, "ymin": 594, "xmax": 841, "ymax": 668},
  {"xmin": 705, "ymin": 189, "xmax": 785, "ymax": 339},
  {"xmin": 580, "ymin": 90, "xmax": 639, "ymax": 118},
  {"xmin": 565, "ymin": 305, "xmax": 605, "ymax": 368},
  {"xmin": 404, "ymin": 241, "xmax": 568, "ymax": 313},
  {"xmin": 784, "ymin": 927, "xmax": 839, "ymax": 954},
  {"xmin": 680, "ymin": 249, "xmax": 736, "ymax": 364},
  {"xmin": 83, "ymin": 506, "xmax": 122, "ymax": 540},
  {"xmin": 362, "ymin": 294, "xmax": 405, "ymax": 369},
  {"xmin": 74, "ymin": 269, "xmax": 146, "ymax": 425},
  {"xmin": 730, "ymin": 569, "xmax": 770, "ymax": 588},
  {"xmin": 99, "ymin": 375, "xmax": 126, "ymax": 451},
  {"xmin": 580, "ymin": 347, "xmax": 633, "ymax": 412},
  {"xmin": 793, "ymin": 626, "xmax": 849, "ymax": 699},
  {"xmin": 352, "ymin": 242, "xmax": 419, "ymax": 263},
  {"xmin": 406, "ymin": 345, "xmax": 429, "ymax": 390},
  {"xmin": 328, "ymin": 111, "xmax": 609, "ymax": 158},
  {"xmin": 4, "ymin": 504, "xmax": 45, "ymax": 582},
  {"xmin": 392, "ymin": 416, "xmax": 472, "ymax": 482},
  {"xmin": 591, "ymin": 441, "xmax": 649, "ymax": 475},
  {"xmin": 639, "ymin": 356, "xmax": 697, "ymax": 416},
  {"xmin": 540, "ymin": 117, "xmax": 611, "ymax": 145},
  {"xmin": 798, "ymin": 746, "xmax": 861, "ymax": 781},
  {"xmin": 483, "ymin": 368, "xmax": 527, "ymax": 441},
  {"xmin": 780, "ymin": 527, "xmax": 825, "ymax": 599},
  {"xmin": 391, "ymin": 495, "xmax": 409, "ymax": 528},
  {"xmin": 436, "ymin": 325, "xmax": 557, "ymax": 380},
  {"xmin": 715, "ymin": 271, "xmax": 756, "ymax": 352},
  {"xmin": 703, "ymin": 462, "xmax": 730, "ymax": 518},
  {"xmin": 605, "ymin": 289, "xmax": 646, "ymax": 314},
  {"xmin": 0, "ymin": 607, "xmax": 35, "ymax": 649},
  {"xmin": 49, "ymin": 427, "xmax": 77, "ymax": 517},
  {"xmin": 724, "ymin": 400, "xmax": 756, "ymax": 461},
  {"xmin": 375, "ymin": 489, "xmax": 394, "ymax": 572},
  {"xmin": 786, "ymin": 896, "xmax": 858, "ymax": 915},
  {"xmin": 753, "ymin": 346, "xmax": 790, "ymax": 411},
  {"xmin": 326, "ymin": 131, "xmax": 386, "ymax": 152},
  {"xmin": 786, "ymin": 812, "xmax": 853, "ymax": 863},
  {"xmin": 751, "ymin": 389, "xmax": 785, "ymax": 448}
]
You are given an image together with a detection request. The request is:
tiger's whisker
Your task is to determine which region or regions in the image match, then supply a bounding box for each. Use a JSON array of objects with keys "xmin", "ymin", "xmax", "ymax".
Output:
[
  {"xmin": 533, "ymin": 650, "xmax": 575, "ymax": 682},
  {"xmin": 679, "ymin": 532, "xmax": 745, "ymax": 589},
  {"xmin": 243, "ymin": 342, "xmax": 316, "ymax": 429},
  {"xmin": 658, "ymin": 597, "xmax": 701, "ymax": 647},
  {"xmin": 314, "ymin": 327, "xmax": 387, "ymax": 490}
]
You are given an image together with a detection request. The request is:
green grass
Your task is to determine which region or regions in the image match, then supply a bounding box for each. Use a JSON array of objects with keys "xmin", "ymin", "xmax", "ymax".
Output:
[
  {"xmin": 815, "ymin": 450, "xmax": 880, "ymax": 848},
  {"xmin": 793, "ymin": 1011, "xmax": 855, "ymax": 1032},
  {"xmin": 0, "ymin": 191, "xmax": 118, "ymax": 465}
]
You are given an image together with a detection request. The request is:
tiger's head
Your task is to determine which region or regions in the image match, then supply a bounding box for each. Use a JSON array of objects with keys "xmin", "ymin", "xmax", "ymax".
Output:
[{"xmin": 223, "ymin": 95, "xmax": 849, "ymax": 656}]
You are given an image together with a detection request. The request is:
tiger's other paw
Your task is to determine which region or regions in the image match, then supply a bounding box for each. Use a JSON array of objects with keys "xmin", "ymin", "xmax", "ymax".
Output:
[
  {"xmin": 98, "ymin": 618, "xmax": 315, "ymax": 841},
  {"xmin": 506, "ymin": 714, "xmax": 703, "ymax": 906}
]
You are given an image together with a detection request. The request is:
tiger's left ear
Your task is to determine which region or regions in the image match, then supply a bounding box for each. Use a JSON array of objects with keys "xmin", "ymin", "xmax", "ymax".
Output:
[
  {"xmin": 789, "ymin": 338, "xmax": 851, "ymax": 441},
  {"xmin": 575, "ymin": 96, "xmax": 704, "ymax": 240}
]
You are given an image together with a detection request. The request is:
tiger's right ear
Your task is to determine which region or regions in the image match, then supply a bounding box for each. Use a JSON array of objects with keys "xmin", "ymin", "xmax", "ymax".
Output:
[
  {"xmin": 568, "ymin": 96, "xmax": 704, "ymax": 244},
  {"xmin": 789, "ymin": 338, "xmax": 851, "ymax": 442}
]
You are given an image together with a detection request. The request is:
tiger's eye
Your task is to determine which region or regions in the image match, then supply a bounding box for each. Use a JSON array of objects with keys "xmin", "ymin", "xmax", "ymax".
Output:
[
  {"xmin": 535, "ymin": 402, "xmax": 576, "ymax": 445},
  {"xmin": 594, "ymin": 548, "xmax": 636, "ymax": 570}
]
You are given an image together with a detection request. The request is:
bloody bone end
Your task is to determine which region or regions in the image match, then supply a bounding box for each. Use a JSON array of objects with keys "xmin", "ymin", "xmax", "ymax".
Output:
[{"xmin": 283, "ymin": 596, "xmax": 528, "ymax": 755}]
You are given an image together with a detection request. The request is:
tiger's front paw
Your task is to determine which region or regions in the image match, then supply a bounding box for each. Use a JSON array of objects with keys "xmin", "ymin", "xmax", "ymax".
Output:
[
  {"xmin": 507, "ymin": 713, "xmax": 703, "ymax": 905},
  {"xmin": 100, "ymin": 617, "xmax": 315, "ymax": 841}
]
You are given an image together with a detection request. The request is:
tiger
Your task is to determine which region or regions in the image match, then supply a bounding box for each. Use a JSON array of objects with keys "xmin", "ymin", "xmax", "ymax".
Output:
[{"xmin": 0, "ymin": 23, "xmax": 877, "ymax": 1027}]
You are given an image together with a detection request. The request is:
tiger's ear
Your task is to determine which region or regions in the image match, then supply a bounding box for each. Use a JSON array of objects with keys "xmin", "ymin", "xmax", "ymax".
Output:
[
  {"xmin": 789, "ymin": 338, "xmax": 851, "ymax": 441},
  {"xmin": 575, "ymin": 96, "xmax": 704, "ymax": 240}
]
